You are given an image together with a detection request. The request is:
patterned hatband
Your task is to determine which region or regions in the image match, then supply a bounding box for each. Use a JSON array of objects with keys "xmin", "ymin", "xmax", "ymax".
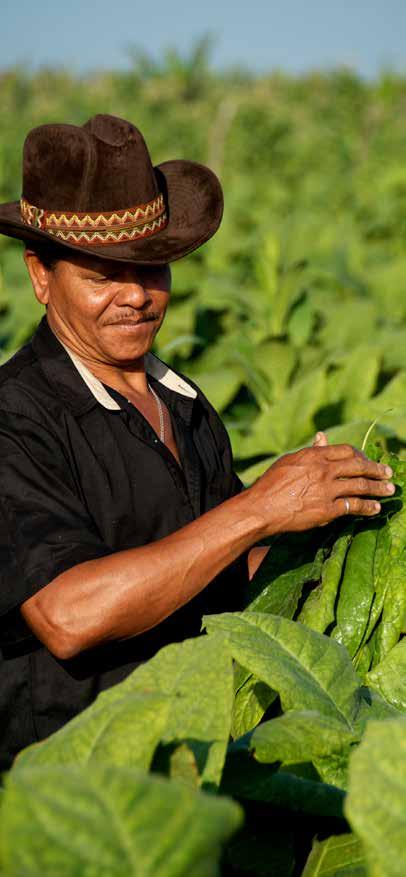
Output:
[{"xmin": 20, "ymin": 193, "xmax": 168, "ymax": 246}]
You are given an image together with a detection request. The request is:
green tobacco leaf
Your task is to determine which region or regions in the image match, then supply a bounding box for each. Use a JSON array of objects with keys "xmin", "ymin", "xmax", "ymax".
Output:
[
  {"xmin": 298, "ymin": 525, "xmax": 353, "ymax": 634},
  {"xmin": 373, "ymin": 554, "xmax": 406, "ymax": 665},
  {"xmin": 324, "ymin": 420, "xmax": 392, "ymax": 449},
  {"xmin": 288, "ymin": 293, "xmax": 315, "ymax": 348},
  {"xmin": 319, "ymin": 299, "xmax": 378, "ymax": 356},
  {"xmin": 203, "ymin": 612, "xmax": 360, "ymax": 727},
  {"xmin": 0, "ymin": 765, "xmax": 242, "ymax": 877},
  {"xmin": 153, "ymin": 298, "xmax": 196, "ymax": 359},
  {"xmin": 346, "ymin": 718, "xmax": 406, "ymax": 877},
  {"xmin": 233, "ymin": 533, "xmax": 325, "ymax": 736},
  {"xmin": 332, "ymin": 526, "xmax": 378, "ymax": 658},
  {"xmin": 249, "ymin": 709, "xmax": 356, "ymax": 790},
  {"xmin": 231, "ymin": 670, "xmax": 276, "ymax": 739},
  {"xmin": 251, "ymin": 339, "xmax": 297, "ymax": 402},
  {"xmin": 221, "ymin": 751, "xmax": 345, "ymax": 819},
  {"xmin": 250, "ymin": 710, "xmax": 356, "ymax": 765},
  {"xmin": 302, "ymin": 834, "xmax": 367, "ymax": 877},
  {"xmin": 246, "ymin": 529, "xmax": 327, "ymax": 612},
  {"xmin": 108, "ymin": 635, "xmax": 234, "ymax": 789},
  {"xmin": 248, "ymin": 554, "xmax": 323, "ymax": 616},
  {"xmin": 350, "ymin": 372, "xmax": 406, "ymax": 441},
  {"xmin": 189, "ymin": 367, "xmax": 242, "ymax": 412},
  {"xmin": 15, "ymin": 690, "xmax": 170, "ymax": 772},
  {"xmin": 354, "ymin": 687, "xmax": 404, "ymax": 736},
  {"xmin": 167, "ymin": 743, "xmax": 200, "ymax": 786},
  {"xmin": 326, "ymin": 347, "xmax": 380, "ymax": 415},
  {"xmin": 380, "ymin": 454, "xmax": 406, "ymax": 553},
  {"xmin": 366, "ymin": 639, "xmax": 406, "ymax": 712},
  {"xmin": 354, "ymin": 640, "xmax": 373, "ymax": 679},
  {"xmin": 239, "ymin": 368, "xmax": 326, "ymax": 456},
  {"xmin": 372, "ymin": 456, "xmax": 406, "ymax": 664},
  {"xmin": 359, "ymin": 521, "xmax": 392, "ymax": 648}
]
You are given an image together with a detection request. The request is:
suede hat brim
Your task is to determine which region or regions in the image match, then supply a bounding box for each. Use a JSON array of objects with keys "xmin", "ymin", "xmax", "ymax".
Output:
[{"xmin": 0, "ymin": 159, "xmax": 223, "ymax": 264}]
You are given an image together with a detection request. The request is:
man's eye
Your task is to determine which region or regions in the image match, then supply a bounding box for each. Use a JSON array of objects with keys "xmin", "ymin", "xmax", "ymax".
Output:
[{"xmin": 93, "ymin": 274, "xmax": 117, "ymax": 283}]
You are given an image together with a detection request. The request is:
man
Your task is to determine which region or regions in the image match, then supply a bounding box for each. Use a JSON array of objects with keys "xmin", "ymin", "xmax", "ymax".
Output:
[{"xmin": 0, "ymin": 114, "xmax": 394, "ymax": 768}]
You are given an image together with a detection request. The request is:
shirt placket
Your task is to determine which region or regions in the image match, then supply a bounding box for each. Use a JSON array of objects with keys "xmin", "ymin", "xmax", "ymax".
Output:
[
  {"xmin": 100, "ymin": 379, "xmax": 203, "ymax": 521},
  {"xmin": 165, "ymin": 401, "xmax": 203, "ymax": 519},
  {"xmin": 123, "ymin": 402, "xmax": 197, "ymax": 521}
]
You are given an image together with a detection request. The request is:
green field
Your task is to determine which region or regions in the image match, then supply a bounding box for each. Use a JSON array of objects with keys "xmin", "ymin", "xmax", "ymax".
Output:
[
  {"xmin": 3, "ymin": 50, "xmax": 406, "ymax": 477},
  {"xmin": 1, "ymin": 51, "xmax": 406, "ymax": 876}
]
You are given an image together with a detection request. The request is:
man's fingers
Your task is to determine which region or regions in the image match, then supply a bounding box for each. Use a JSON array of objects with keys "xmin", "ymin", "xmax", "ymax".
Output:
[
  {"xmin": 334, "ymin": 478, "xmax": 396, "ymax": 498},
  {"xmin": 332, "ymin": 457, "xmax": 393, "ymax": 481},
  {"xmin": 333, "ymin": 497, "xmax": 382, "ymax": 517},
  {"xmin": 313, "ymin": 431, "xmax": 328, "ymax": 447},
  {"xmin": 323, "ymin": 443, "xmax": 359, "ymax": 461}
]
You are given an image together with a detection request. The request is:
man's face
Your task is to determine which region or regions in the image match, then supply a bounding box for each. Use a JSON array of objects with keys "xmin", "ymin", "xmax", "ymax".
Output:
[{"xmin": 25, "ymin": 250, "xmax": 171, "ymax": 366}]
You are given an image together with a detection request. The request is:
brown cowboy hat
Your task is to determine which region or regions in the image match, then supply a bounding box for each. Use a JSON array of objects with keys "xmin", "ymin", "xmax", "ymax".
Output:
[{"xmin": 0, "ymin": 113, "xmax": 223, "ymax": 264}]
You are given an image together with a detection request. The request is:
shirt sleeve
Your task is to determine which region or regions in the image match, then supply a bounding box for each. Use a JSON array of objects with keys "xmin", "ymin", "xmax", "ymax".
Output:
[{"xmin": 0, "ymin": 410, "xmax": 112, "ymax": 634}]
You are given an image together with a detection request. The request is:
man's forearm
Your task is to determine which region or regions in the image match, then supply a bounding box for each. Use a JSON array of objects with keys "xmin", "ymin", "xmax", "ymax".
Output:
[{"xmin": 21, "ymin": 488, "xmax": 266, "ymax": 659}]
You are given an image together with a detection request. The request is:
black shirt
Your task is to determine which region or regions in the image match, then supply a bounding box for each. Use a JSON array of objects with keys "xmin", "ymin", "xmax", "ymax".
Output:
[{"xmin": 0, "ymin": 316, "xmax": 249, "ymax": 769}]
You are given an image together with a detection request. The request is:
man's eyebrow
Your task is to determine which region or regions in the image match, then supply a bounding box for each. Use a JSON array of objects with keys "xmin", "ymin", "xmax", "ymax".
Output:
[{"xmin": 79, "ymin": 266, "xmax": 118, "ymax": 277}]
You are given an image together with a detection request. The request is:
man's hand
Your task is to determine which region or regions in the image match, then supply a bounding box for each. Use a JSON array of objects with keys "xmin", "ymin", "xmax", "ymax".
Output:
[
  {"xmin": 246, "ymin": 443, "xmax": 394, "ymax": 536},
  {"xmin": 313, "ymin": 431, "xmax": 328, "ymax": 447}
]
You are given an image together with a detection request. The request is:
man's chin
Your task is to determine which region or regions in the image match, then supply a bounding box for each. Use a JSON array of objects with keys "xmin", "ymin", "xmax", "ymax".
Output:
[{"xmin": 100, "ymin": 330, "xmax": 154, "ymax": 364}]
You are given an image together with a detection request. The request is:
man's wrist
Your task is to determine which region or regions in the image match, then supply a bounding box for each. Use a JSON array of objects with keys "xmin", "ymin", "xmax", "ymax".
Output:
[{"xmin": 230, "ymin": 485, "xmax": 273, "ymax": 544}]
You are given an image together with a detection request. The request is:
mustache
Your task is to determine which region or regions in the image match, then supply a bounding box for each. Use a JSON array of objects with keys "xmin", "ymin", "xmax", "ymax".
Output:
[{"xmin": 106, "ymin": 312, "xmax": 161, "ymax": 325}]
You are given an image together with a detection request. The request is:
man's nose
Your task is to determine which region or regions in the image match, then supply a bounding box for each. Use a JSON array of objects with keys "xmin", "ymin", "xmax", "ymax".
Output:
[{"xmin": 113, "ymin": 273, "xmax": 151, "ymax": 307}]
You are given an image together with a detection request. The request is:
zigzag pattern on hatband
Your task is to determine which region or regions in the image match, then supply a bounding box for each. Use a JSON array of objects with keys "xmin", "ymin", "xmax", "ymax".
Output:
[{"xmin": 20, "ymin": 193, "xmax": 168, "ymax": 245}]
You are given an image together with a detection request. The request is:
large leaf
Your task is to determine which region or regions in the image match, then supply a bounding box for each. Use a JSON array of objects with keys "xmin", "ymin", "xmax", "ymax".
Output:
[
  {"xmin": 366, "ymin": 639, "xmax": 406, "ymax": 712},
  {"xmin": 332, "ymin": 526, "xmax": 378, "ymax": 658},
  {"xmin": 345, "ymin": 718, "xmax": 406, "ymax": 877},
  {"xmin": 236, "ymin": 368, "xmax": 327, "ymax": 457},
  {"xmin": 248, "ymin": 709, "xmax": 356, "ymax": 789},
  {"xmin": 204, "ymin": 612, "xmax": 360, "ymax": 728},
  {"xmin": 298, "ymin": 525, "xmax": 353, "ymax": 634},
  {"xmin": 0, "ymin": 765, "xmax": 242, "ymax": 877},
  {"xmin": 245, "ymin": 529, "xmax": 327, "ymax": 612},
  {"xmin": 231, "ymin": 669, "xmax": 276, "ymax": 739},
  {"xmin": 351, "ymin": 372, "xmax": 406, "ymax": 441},
  {"xmin": 302, "ymin": 834, "xmax": 367, "ymax": 877},
  {"xmin": 232, "ymin": 535, "xmax": 324, "ymax": 737},
  {"xmin": 354, "ymin": 688, "xmax": 404, "ymax": 739},
  {"xmin": 250, "ymin": 710, "xmax": 356, "ymax": 765},
  {"xmin": 188, "ymin": 367, "xmax": 242, "ymax": 411},
  {"xmin": 251, "ymin": 339, "xmax": 297, "ymax": 401},
  {"xmin": 221, "ymin": 751, "xmax": 345, "ymax": 819},
  {"xmin": 15, "ymin": 690, "xmax": 170, "ymax": 771},
  {"xmin": 326, "ymin": 347, "xmax": 380, "ymax": 416},
  {"xmin": 106, "ymin": 635, "xmax": 234, "ymax": 789}
]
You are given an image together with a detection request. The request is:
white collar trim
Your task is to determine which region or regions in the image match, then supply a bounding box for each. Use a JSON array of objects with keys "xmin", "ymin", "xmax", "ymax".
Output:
[{"xmin": 59, "ymin": 341, "xmax": 197, "ymax": 410}]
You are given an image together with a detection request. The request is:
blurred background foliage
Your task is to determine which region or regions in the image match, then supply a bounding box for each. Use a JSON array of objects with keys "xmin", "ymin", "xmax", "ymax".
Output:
[{"xmin": 2, "ymin": 39, "xmax": 406, "ymax": 480}]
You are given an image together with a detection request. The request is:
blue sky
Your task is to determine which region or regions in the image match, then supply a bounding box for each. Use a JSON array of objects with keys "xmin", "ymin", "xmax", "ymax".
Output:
[{"xmin": 2, "ymin": 0, "xmax": 405, "ymax": 77}]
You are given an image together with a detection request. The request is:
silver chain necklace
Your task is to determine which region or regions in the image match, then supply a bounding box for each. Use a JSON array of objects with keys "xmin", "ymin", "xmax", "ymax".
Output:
[
  {"xmin": 148, "ymin": 381, "xmax": 165, "ymax": 443},
  {"xmin": 127, "ymin": 382, "xmax": 165, "ymax": 443}
]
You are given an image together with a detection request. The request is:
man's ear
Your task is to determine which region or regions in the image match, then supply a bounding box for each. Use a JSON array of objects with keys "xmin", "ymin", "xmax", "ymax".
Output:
[{"xmin": 24, "ymin": 250, "xmax": 51, "ymax": 306}]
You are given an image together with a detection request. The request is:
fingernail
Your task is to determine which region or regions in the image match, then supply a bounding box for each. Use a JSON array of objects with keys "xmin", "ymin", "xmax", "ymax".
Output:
[
  {"xmin": 374, "ymin": 502, "xmax": 381, "ymax": 512},
  {"xmin": 386, "ymin": 483, "xmax": 395, "ymax": 493},
  {"xmin": 385, "ymin": 466, "xmax": 393, "ymax": 478}
]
